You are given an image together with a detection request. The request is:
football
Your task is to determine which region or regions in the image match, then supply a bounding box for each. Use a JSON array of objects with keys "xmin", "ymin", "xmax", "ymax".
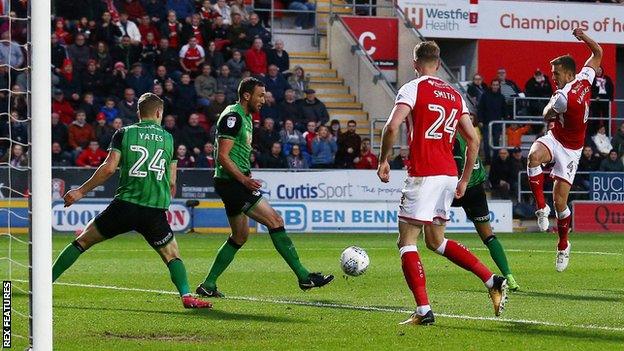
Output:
[{"xmin": 340, "ymin": 246, "xmax": 370, "ymax": 276}]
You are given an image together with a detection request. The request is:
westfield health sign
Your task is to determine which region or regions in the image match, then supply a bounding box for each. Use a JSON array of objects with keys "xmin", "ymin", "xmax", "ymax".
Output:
[{"xmin": 398, "ymin": 0, "xmax": 624, "ymax": 44}]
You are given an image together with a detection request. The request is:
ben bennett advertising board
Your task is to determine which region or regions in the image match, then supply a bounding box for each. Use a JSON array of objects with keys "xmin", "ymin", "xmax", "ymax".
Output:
[
  {"xmin": 398, "ymin": 0, "xmax": 624, "ymax": 44},
  {"xmin": 257, "ymin": 201, "xmax": 513, "ymax": 233},
  {"xmin": 572, "ymin": 201, "xmax": 624, "ymax": 232}
]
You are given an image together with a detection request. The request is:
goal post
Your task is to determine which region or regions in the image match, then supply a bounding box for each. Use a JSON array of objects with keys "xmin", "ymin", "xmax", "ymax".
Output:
[{"xmin": 30, "ymin": 0, "xmax": 53, "ymax": 349}]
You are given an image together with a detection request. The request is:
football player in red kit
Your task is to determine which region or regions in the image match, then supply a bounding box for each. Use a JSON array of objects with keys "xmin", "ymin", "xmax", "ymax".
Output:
[
  {"xmin": 377, "ymin": 41, "xmax": 508, "ymax": 325},
  {"xmin": 527, "ymin": 28, "xmax": 602, "ymax": 272}
]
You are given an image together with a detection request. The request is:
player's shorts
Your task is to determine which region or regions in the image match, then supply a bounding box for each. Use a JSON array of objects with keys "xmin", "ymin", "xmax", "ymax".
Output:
[
  {"xmin": 214, "ymin": 177, "xmax": 263, "ymax": 217},
  {"xmin": 398, "ymin": 175, "xmax": 458, "ymax": 225},
  {"xmin": 535, "ymin": 131, "xmax": 582, "ymax": 185},
  {"xmin": 94, "ymin": 199, "xmax": 174, "ymax": 248},
  {"xmin": 450, "ymin": 182, "xmax": 490, "ymax": 223}
]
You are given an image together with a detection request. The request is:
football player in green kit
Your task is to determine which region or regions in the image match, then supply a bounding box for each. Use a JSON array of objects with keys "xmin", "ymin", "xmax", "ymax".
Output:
[
  {"xmin": 53, "ymin": 93, "xmax": 212, "ymax": 309},
  {"xmin": 196, "ymin": 77, "xmax": 334, "ymax": 298},
  {"xmin": 452, "ymin": 133, "xmax": 519, "ymax": 291}
]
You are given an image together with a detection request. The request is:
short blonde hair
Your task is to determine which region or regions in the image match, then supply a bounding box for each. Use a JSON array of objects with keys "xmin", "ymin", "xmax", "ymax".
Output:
[
  {"xmin": 137, "ymin": 93, "xmax": 163, "ymax": 118},
  {"xmin": 413, "ymin": 41, "xmax": 440, "ymax": 64}
]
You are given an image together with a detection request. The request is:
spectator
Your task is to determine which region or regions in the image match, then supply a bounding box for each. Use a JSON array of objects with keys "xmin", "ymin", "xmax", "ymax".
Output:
[
  {"xmin": 156, "ymin": 38, "xmax": 180, "ymax": 73},
  {"xmin": 138, "ymin": 14, "xmax": 161, "ymax": 44},
  {"xmin": 100, "ymin": 97, "xmax": 121, "ymax": 124},
  {"xmin": 154, "ymin": 65, "xmax": 171, "ymax": 86},
  {"xmin": 230, "ymin": 0, "xmax": 251, "ymax": 22},
  {"xmin": 353, "ymin": 138, "xmax": 378, "ymax": 169},
  {"xmin": 212, "ymin": 0, "xmax": 233, "ymax": 25},
  {"xmin": 311, "ymin": 125, "xmax": 337, "ymax": 168},
  {"xmin": 287, "ymin": 144, "xmax": 309, "ymax": 169},
  {"xmin": 509, "ymin": 147, "xmax": 526, "ymax": 194},
  {"xmin": 288, "ymin": 65, "xmax": 308, "ymax": 99},
  {"xmin": 278, "ymin": 89, "xmax": 303, "ymax": 130},
  {"xmin": 279, "ymin": 119, "xmax": 306, "ymax": 155},
  {"xmin": 93, "ymin": 11, "xmax": 123, "ymax": 46},
  {"xmin": 302, "ymin": 120, "xmax": 316, "ymax": 153},
  {"xmin": 591, "ymin": 66, "xmax": 614, "ymax": 119},
  {"xmin": 51, "ymin": 33, "xmax": 68, "ymax": 73},
  {"xmin": 110, "ymin": 61, "xmax": 130, "ymax": 97},
  {"xmin": 175, "ymin": 73, "xmax": 198, "ymax": 122},
  {"xmin": 5, "ymin": 112, "xmax": 28, "ymax": 147},
  {"xmin": 267, "ymin": 39, "xmax": 290, "ymax": 75},
  {"xmin": 57, "ymin": 59, "xmax": 82, "ymax": 102},
  {"xmin": 51, "ymin": 113, "xmax": 69, "ymax": 150},
  {"xmin": 390, "ymin": 146, "xmax": 409, "ymax": 170},
  {"xmin": 112, "ymin": 35, "xmax": 141, "ymax": 68},
  {"xmin": 122, "ymin": 0, "xmax": 147, "ymax": 21},
  {"xmin": 260, "ymin": 142, "xmax": 288, "ymax": 168},
  {"xmin": 76, "ymin": 140, "xmax": 107, "ymax": 167},
  {"xmin": 139, "ymin": 32, "xmax": 159, "ymax": 70},
  {"xmin": 255, "ymin": 117, "xmax": 280, "ymax": 153},
  {"xmin": 496, "ymin": 68, "xmax": 522, "ymax": 101},
  {"xmin": 166, "ymin": 0, "xmax": 194, "ymax": 22},
  {"xmin": 505, "ymin": 123, "xmax": 531, "ymax": 148},
  {"xmin": 478, "ymin": 80, "xmax": 508, "ymax": 164},
  {"xmin": 81, "ymin": 60, "xmax": 108, "ymax": 99},
  {"xmin": 175, "ymin": 144, "xmax": 195, "ymax": 167},
  {"xmin": 163, "ymin": 114, "xmax": 179, "ymax": 141},
  {"xmin": 205, "ymin": 91, "xmax": 228, "ymax": 125},
  {"xmin": 246, "ymin": 12, "xmax": 272, "ymax": 45},
  {"xmin": 145, "ymin": 0, "xmax": 167, "ymax": 23},
  {"xmin": 329, "ymin": 119, "xmax": 341, "ymax": 140},
  {"xmin": 204, "ymin": 41, "xmax": 225, "ymax": 72},
  {"xmin": 228, "ymin": 13, "xmax": 251, "ymax": 52},
  {"xmin": 524, "ymin": 69, "xmax": 552, "ymax": 116},
  {"xmin": 179, "ymin": 113, "xmax": 208, "ymax": 156},
  {"xmin": 67, "ymin": 33, "xmax": 92, "ymax": 73},
  {"xmin": 250, "ymin": 151, "xmax": 260, "ymax": 169},
  {"xmin": 226, "ymin": 51, "xmax": 246, "ymax": 79},
  {"xmin": 199, "ymin": 0, "xmax": 219, "ymax": 21},
  {"xmin": 195, "ymin": 64, "xmax": 218, "ymax": 107},
  {"xmin": 489, "ymin": 148, "xmax": 514, "ymax": 199},
  {"xmin": 52, "ymin": 142, "xmax": 73, "ymax": 166},
  {"xmin": 217, "ymin": 65, "xmax": 239, "ymax": 103},
  {"xmin": 52, "ymin": 89, "xmax": 75, "ymax": 125},
  {"xmin": 611, "ymin": 122, "xmax": 624, "ymax": 157},
  {"xmin": 576, "ymin": 145, "xmax": 601, "ymax": 190},
  {"xmin": 288, "ymin": 0, "xmax": 316, "ymax": 29},
  {"xmin": 94, "ymin": 41, "xmax": 113, "ymax": 73},
  {"xmin": 179, "ymin": 37, "xmax": 205, "ymax": 76},
  {"xmin": 68, "ymin": 110, "xmax": 96, "ymax": 155},
  {"xmin": 0, "ymin": 31, "xmax": 24, "ymax": 68},
  {"xmin": 116, "ymin": 12, "xmax": 142, "ymax": 45},
  {"xmin": 181, "ymin": 13, "xmax": 208, "ymax": 47},
  {"xmin": 95, "ymin": 115, "xmax": 121, "ymax": 147},
  {"xmin": 260, "ymin": 91, "xmax": 279, "ymax": 123},
  {"xmin": 195, "ymin": 141, "xmax": 216, "ymax": 168},
  {"xmin": 245, "ymin": 38, "xmax": 268, "ymax": 77},
  {"xmin": 161, "ymin": 10, "xmax": 183, "ymax": 50},
  {"xmin": 263, "ymin": 64, "xmax": 290, "ymax": 103},
  {"xmin": 117, "ymin": 88, "xmax": 139, "ymax": 124},
  {"xmin": 299, "ymin": 89, "xmax": 329, "ymax": 126},
  {"xmin": 592, "ymin": 125, "xmax": 612, "ymax": 157},
  {"xmin": 0, "ymin": 144, "xmax": 28, "ymax": 168},
  {"xmin": 335, "ymin": 120, "xmax": 361, "ymax": 168},
  {"xmin": 211, "ymin": 16, "xmax": 230, "ymax": 49},
  {"xmin": 466, "ymin": 73, "xmax": 486, "ymax": 106},
  {"xmin": 599, "ymin": 150, "xmax": 624, "ymax": 172},
  {"xmin": 53, "ymin": 17, "xmax": 72, "ymax": 45}
]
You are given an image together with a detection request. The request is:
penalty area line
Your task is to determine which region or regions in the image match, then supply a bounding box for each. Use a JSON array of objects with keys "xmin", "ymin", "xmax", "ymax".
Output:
[{"xmin": 39, "ymin": 280, "xmax": 624, "ymax": 333}]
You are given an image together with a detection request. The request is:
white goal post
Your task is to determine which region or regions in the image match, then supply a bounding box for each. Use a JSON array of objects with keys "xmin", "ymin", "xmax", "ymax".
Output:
[{"xmin": 30, "ymin": 1, "xmax": 53, "ymax": 349}]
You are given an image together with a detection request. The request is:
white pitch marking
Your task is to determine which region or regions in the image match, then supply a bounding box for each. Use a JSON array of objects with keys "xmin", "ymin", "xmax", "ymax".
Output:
[{"xmin": 36, "ymin": 280, "xmax": 624, "ymax": 333}]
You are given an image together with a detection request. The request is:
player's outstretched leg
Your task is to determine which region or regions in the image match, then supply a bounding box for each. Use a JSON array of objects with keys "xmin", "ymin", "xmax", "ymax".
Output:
[
  {"xmin": 527, "ymin": 143, "xmax": 552, "ymax": 232},
  {"xmin": 248, "ymin": 199, "xmax": 334, "ymax": 290},
  {"xmin": 52, "ymin": 220, "xmax": 105, "ymax": 282},
  {"xmin": 197, "ymin": 215, "xmax": 248, "ymax": 298},
  {"xmin": 474, "ymin": 222, "xmax": 518, "ymax": 291},
  {"xmin": 397, "ymin": 221, "xmax": 434, "ymax": 325},
  {"xmin": 553, "ymin": 181, "xmax": 572, "ymax": 272},
  {"xmin": 157, "ymin": 239, "xmax": 212, "ymax": 309},
  {"xmin": 425, "ymin": 226, "xmax": 508, "ymax": 316}
]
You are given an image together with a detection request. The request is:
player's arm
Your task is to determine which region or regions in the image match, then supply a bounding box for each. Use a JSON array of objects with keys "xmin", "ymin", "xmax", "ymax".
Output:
[
  {"xmin": 455, "ymin": 113, "xmax": 479, "ymax": 198},
  {"xmin": 377, "ymin": 104, "xmax": 410, "ymax": 183},
  {"xmin": 217, "ymin": 138, "xmax": 261, "ymax": 191},
  {"xmin": 169, "ymin": 161, "xmax": 177, "ymax": 198},
  {"xmin": 573, "ymin": 28, "xmax": 602, "ymax": 71},
  {"xmin": 63, "ymin": 151, "xmax": 120, "ymax": 207}
]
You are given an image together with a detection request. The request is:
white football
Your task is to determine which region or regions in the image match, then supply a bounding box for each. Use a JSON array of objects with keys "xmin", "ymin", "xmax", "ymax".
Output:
[{"xmin": 340, "ymin": 246, "xmax": 370, "ymax": 276}]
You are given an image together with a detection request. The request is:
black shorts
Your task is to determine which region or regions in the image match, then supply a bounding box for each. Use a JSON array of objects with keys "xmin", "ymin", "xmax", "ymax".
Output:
[
  {"xmin": 94, "ymin": 199, "xmax": 174, "ymax": 248},
  {"xmin": 450, "ymin": 183, "xmax": 490, "ymax": 223},
  {"xmin": 214, "ymin": 177, "xmax": 263, "ymax": 217}
]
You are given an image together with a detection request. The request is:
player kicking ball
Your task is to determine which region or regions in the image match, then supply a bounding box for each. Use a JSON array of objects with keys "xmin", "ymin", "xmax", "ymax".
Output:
[
  {"xmin": 377, "ymin": 41, "xmax": 507, "ymax": 325},
  {"xmin": 195, "ymin": 78, "xmax": 333, "ymax": 298},
  {"xmin": 452, "ymin": 134, "xmax": 519, "ymax": 291},
  {"xmin": 53, "ymin": 93, "xmax": 212, "ymax": 309},
  {"xmin": 527, "ymin": 28, "xmax": 602, "ymax": 272}
]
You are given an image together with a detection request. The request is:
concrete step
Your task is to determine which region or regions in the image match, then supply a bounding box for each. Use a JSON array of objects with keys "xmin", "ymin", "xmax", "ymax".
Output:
[
  {"xmin": 291, "ymin": 59, "xmax": 331, "ymax": 70},
  {"xmin": 309, "ymin": 84, "xmax": 349, "ymax": 94},
  {"xmin": 290, "ymin": 52, "xmax": 328, "ymax": 60},
  {"xmin": 316, "ymin": 93, "xmax": 355, "ymax": 102},
  {"xmin": 305, "ymin": 68, "xmax": 337, "ymax": 78},
  {"xmin": 329, "ymin": 109, "xmax": 368, "ymax": 120},
  {"xmin": 309, "ymin": 76, "xmax": 343, "ymax": 84},
  {"xmin": 325, "ymin": 101, "xmax": 363, "ymax": 109}
]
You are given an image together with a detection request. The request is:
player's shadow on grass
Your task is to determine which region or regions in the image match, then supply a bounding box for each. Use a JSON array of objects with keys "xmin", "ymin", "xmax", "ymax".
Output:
[
  {"xmin": 442, "ymin": 323, "xmax": 624, "ymax": 343},
  {"xmin": 55, "ymin": 304, "xmax": 301, "ymax": 323},
  {"xmin": 459, "ymin": 289, "xmax": 622, "ymax": 303}
]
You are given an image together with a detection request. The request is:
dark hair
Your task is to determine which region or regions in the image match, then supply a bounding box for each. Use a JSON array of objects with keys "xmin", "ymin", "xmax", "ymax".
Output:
[
  {"xmin": 238, "ymin": 77, "xmax": 265, "ymax": 100},
  {"xmin": 550, "ymin": 55, "xmax": 576, "ymax": 74},
  {"xmin": 413, "ymin": 41, "xmax": 440, "ymax": 64},
  {"xmin": 138, "ymin": 93, "xmax": 164, "ymax": 117},
  {"xmin": 362, "ymin": 138, "xmax": 371, "ymax": 143},
  {"xmin": 347, "ymin": 120, "xmax": 356, "ymax": 125}
]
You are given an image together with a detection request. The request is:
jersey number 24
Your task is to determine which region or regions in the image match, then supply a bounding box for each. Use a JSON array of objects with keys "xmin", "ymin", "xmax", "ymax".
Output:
[
  {"xmin": 424, "ymin": 104, "xmax": 458, "ymax": 143},
  {"xmin": 128, "ymin": 145, "xmax": 166, "ymax": 181}
]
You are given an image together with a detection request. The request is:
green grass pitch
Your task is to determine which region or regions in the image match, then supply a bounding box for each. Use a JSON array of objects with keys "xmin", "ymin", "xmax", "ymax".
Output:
[{"xmin": 2, "ymin": 232, "xmax": 623, "ymax": 350}]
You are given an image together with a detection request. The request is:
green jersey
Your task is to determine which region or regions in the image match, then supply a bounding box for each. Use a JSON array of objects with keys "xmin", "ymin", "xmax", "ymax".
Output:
[
  {"xmin": 214, "ymin": 103, "xmax": 253, "ymax": 179},
  {"xmin": 109, "ymin": 120, "xmax": 176, "ymax": 209},
  {"xmin": 453, "ymin": 134, "xmax": 487, "ymax": 188}
]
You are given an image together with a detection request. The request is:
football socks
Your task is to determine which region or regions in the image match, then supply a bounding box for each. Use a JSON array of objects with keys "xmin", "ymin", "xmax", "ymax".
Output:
[
  {"xmin": 400, "ymin": 245, "xmax": 430, "ymax": 311},
  {"xmin": 556, "ymin": 207, "xmax": 572, "ymax": 251},
  {"xmin": 484, "ymin": 235, "xmax": 512, "ymax": 277},
  {"xmin": 202, "ymin": 237, "xmax": 241, "ymax": 289},
  {"xmin": 436, "ymin": 239, "xmax": 494, "ymax": 286},
  {"xmin": 52, "ymin": 240, "xmax": 85, "ymax": 282},
  {"xmin": 167, "ymin": 258, "xmax": 191, "ymax": 296},
  {"xmin": 269, "ymin": 227, "xmax": 310, "ymax": 281}
]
